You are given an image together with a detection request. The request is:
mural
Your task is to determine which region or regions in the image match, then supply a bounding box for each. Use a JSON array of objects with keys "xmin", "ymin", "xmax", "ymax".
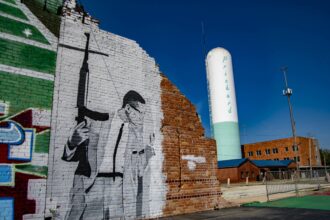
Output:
[
  {"xmin": 60, "ymin": 33, "xmax": 156, "ymax": 219},
  {"xmin": 63, "ymin": 90, "xmax": 155, "ymax": 219},
  {"xmin": 46, "ymin": 4, "xmax": 166, "ymax": 219},
  {"xmin": 0, "ymin": 0, "xmax": 58, "ymax": 219}
]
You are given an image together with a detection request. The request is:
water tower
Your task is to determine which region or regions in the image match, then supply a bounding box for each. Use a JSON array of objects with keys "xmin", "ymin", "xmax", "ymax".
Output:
[{"xmin": 206, "ymin": 47, "xmax": 242, "ymax": 161}]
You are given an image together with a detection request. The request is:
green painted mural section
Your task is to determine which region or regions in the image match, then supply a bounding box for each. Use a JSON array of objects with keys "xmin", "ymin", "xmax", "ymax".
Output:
[
  {"xmin": 32, "ymin": 0, "xmax": 62, "ymax": 14},
  {"xmin": 0, "ymin": 15, "xmax": 49, "ymax": 44},
  {"xmin": 213, "ymin": 121, "xmax": 242, "ymax": 161},
  {"xmin": 35, "ymin": 130, "xmax": 50, "ymax": 153},
  {"xmin": 0, "ymin": 2, "xmax": 28, "ymax": 20},
  {"xmin": 21, "ymin": 0, "xmax": 61, "ymax": 36},
  {"xmin": 3, "ymin": 0, "xmax": 16, "ymax": 5},
  {"xmin": 0, "ymin": 71, "xmax": 53, "ymax": 119},
  {"xmin": 0, "ymin": 38, "xmax": 56, "ymax": 74},
  {"xmin": 15, "ymin": 164, "xmax": 48, "ymax": 177}
]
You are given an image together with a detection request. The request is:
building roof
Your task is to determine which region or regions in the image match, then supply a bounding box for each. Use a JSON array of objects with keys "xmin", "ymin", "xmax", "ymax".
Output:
[
  {"xmin": 218, "ymin": 158, "xmax": 296, "ymax": 169},
  {"xmin": 251, "ymin": 160, "xmax": 294, "ymax": 168},
  {"xmin": 218, "ymin": 158, "xmax": 249, "ymax": 168}
]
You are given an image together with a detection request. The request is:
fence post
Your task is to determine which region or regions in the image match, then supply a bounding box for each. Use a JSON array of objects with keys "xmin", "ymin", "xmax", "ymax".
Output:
[
  {"xmin": 265, "ymin": 172, "xmax": 269, "ymax": 201},
  {"xmin": 317, "ymin": 170, "xmax": 321, "ymax": 190},
  {"xmin": 294, "ymin": 170, "xmax": 299, "ymax": 197}
]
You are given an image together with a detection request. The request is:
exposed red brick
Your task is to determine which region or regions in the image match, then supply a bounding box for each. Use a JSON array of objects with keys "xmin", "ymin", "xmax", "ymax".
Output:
[{"xmin": 160, "ymin": 74, "xmax": 230, "ymax": 216}]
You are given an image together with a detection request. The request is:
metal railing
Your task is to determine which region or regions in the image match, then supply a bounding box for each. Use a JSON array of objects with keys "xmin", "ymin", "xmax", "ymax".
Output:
[{"xmin": 265, "ymin": 169, "xmax": 329, "ymax": 201}]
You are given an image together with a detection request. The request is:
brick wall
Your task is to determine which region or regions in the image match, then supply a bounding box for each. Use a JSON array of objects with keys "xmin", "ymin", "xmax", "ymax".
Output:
[
  {"xmin": 0, "ymin": 1, "xmax": 229, "ymax": 218},
  {"xmin": 161, "ymin": 75, "xmax": 226, "ymax": 215},
  {"xmin": 0, "ymin": 0, "xmax": 59, "ymax": 219}
]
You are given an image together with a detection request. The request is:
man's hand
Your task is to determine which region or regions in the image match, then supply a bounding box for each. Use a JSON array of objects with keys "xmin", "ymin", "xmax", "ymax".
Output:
[
  {"xmin": 146, "ymin": 133, "xmax": 156, "ymax": 162},
  {"xmin": 149, "ymin": 133, "xmax": 155, "ymax": 147},
  {"xmin": 69, "ymin": 121, "xmax": 90, "ymax": 146}
]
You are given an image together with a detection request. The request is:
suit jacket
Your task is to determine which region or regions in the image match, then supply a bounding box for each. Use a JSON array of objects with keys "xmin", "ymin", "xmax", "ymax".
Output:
[{"xmin": 62, "ymin": 116, "xmax": 114, "ymax": 191}]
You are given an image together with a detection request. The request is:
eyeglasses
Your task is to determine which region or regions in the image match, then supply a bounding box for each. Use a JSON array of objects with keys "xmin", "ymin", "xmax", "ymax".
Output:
[{"xmin": 129, "ymin": 104, "xmax": 141, "ymax": 113}]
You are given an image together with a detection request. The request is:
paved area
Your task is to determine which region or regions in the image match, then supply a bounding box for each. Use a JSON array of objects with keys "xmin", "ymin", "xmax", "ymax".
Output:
[
  {"xmin": 221, "ymin": 183, "xmax": 330, "ymax": 204},
  {"xmin": 160, "ymin": 207, "xmax": 330, "ymax": 220}
]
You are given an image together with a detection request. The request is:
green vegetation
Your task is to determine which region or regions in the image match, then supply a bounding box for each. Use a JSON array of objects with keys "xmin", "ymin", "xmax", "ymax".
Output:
[
  {"xmin": 0, "ymin": 71, "xmax": 53, "ymax": 118},
  {"xmin": 0, "ymin": 15, "xmax": 49, "ymax": 44},
  {"xmin": 15, "ymin": 164, "xmax": 48, "ymax": 177},
  {"xmin": 244, "ymin": 195, "xmax": 330, "ymax": 211},
  {"xmin": 0, "ymin": 2, "xmax": 28, "ymax": 20},
  {"xmin": 35, "ymin": 130, "xmax": 50, "ymax": 153},
  {"xmin": 0, "ymin": 38, "xmax": 56, "ymax": 73},
  {"xmin": 320, "ymin": 149, "xmax": 330, "ymax": 166}
]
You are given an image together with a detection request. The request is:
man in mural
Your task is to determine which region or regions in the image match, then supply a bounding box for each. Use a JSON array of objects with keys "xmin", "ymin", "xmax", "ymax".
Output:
[{"xmin": 62, "ymin": 90, "xmax": 155, "ymax": 219}]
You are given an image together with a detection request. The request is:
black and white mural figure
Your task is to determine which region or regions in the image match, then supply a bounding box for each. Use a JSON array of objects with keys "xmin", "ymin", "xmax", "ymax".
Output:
[
  {"xmin": 62, "ymin": 90, "xmax": 155, "ymax": 219},
  {"xmin": 47, "ymin": 13, "xmax": 166, "ymax": 219}
]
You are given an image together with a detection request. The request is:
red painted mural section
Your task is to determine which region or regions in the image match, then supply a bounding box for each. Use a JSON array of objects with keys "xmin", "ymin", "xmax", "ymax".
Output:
[{"xmin": 0, "ymin": 173, "xmax": 42, "ymax": 220}]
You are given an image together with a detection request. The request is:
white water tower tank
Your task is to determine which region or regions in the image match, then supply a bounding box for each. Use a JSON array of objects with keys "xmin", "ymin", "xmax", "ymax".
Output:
[{"xmin": 206, "ymin": 47, "xmax": 242, "ymax": 161}]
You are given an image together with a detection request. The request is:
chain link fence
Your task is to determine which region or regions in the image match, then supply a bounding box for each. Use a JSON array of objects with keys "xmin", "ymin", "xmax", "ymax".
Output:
[{"xmin": 265, "ymin": 169, "xmax": 330, "ymax": 201}]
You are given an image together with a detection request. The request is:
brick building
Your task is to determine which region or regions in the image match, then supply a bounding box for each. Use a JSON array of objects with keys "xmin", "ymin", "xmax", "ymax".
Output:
[
  {"xmin": 217, "ymin": 158, "xmax": 260, "ymax": 183},
  {"xmin": 242, "ymin": 137, "xmax": 322, "ymax": 167},
  {"xmin": 217, "ymin": 158, "xmax": 296, "ymax": 183}
]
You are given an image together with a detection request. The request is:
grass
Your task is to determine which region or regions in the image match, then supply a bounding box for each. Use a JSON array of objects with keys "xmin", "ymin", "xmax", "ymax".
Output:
[
  {"xmin": 244, "ymin": 195, "xmax": 330, "ymax": 211},
  {"xmin": 0, "ymin": 15, "xmax": 49, "ymax": 44}
]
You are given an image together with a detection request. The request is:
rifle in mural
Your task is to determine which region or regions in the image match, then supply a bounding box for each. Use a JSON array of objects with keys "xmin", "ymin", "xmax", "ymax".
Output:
[
  {"xmin": 60, "ymin": 33, "xmax": 109, "ymax": 177},
  {"xmin": 76, "ymin": 33, "xmax": 109, "ymax": 124}
]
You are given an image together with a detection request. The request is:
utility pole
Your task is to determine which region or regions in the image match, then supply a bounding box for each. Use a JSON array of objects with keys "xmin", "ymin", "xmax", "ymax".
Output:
[
  {"xmin": 281, "ymin": 67, "xmax": 299, "ymax": 172},
  {"xmin": 308, "ymin": 136, "xmax": 312, "ymax": 177}
]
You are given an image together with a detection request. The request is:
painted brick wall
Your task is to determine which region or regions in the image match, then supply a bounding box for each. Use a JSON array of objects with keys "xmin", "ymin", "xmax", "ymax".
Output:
[
  {"xmin": 46, "ymin": 9, "xmax": 167, "ymax": 219},
  {"xmin": 0, "ymin": 0, "xmax": 59, "ymax": 219},
  {"xmin": 1, "ymin": 1, "xmax": 228, "ymax": 219}
]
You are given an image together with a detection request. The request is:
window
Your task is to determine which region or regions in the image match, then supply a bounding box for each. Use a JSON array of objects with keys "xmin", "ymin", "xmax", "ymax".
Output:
[
  {"xmin": 265, "ymin": 149, "xmax": 271, "ymax": 155},
  {"xmin": 274, "ymin": 158, "xmax": 279, "ymax": 161},
  {"xmin": 256, "ymin": 150, "xmax": 262, "ymax": 156},
  {"xmin": 285, "ymin": 147, "xmax": 289, "ymax": 152},
  {"xmin": 248, "ymin": 151, "xmax": 253, "ymax": 157},
  {"xmin": 292, "ymin": 145, "xmax": 299, "ymax": 151},
  {"xmin": 294, "ymin": 156, "xmax": 300, "ymax": 162},
  {"xmin": 272, "ymin": 148, "xmax": 278, "ymax": 154}
]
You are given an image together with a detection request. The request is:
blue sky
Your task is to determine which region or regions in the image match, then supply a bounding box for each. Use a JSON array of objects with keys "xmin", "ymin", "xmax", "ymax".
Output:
[{"xmin": 82, "ymin": 0, "xmax": 330, "ymax": 149}]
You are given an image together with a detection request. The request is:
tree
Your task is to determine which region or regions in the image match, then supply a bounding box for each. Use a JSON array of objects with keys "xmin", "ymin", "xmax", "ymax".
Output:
[{"xmin": 320, "ymin": 149, "xmax": 330, "ymax": 166}]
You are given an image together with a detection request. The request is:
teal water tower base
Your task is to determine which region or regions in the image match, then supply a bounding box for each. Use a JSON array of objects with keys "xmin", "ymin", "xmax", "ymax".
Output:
[{"xmin": 213, "ymin": 121, "xmax": 242, "ymax": 161}]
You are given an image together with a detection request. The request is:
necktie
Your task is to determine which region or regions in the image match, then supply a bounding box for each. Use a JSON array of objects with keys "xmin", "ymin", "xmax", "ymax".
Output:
[{"xmin": 113, "ymin": 123, "xmax": 124, "ymax": 181}]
